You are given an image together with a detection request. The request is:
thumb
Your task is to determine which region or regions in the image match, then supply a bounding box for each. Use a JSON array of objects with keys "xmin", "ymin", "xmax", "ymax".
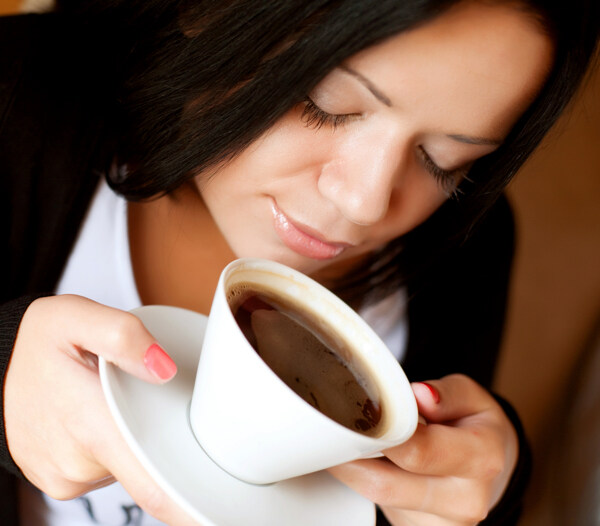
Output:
[
  {"xmin": 40, "ymin": 295, "xmax": 177, "ymax": 384},
  {"xmin": 411, "ymin": 374, "xmax": 492, "ymax": 424}
]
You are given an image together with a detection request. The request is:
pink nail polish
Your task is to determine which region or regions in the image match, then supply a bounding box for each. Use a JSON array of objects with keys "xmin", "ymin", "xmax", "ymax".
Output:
[
  {"xmin": 421, "ymin": 382, "xmax": 440, "ymax": 404},
  {"xmin": 144, "ymin": 343, "xmax": 177, "ymax": 381}
]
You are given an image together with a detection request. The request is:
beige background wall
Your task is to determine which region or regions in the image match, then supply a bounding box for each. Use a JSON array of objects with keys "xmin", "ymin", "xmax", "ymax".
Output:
[
  {"xmin": 1, "ymin": 1, "xmax": 599, "ymax": 523},
  {"xmin": 0, "ymin": 0, "xmax": 19, "ymax": 14},
  {"xmin": 495, "ymin": 61, "xmax": 600, "ymax": 524}
]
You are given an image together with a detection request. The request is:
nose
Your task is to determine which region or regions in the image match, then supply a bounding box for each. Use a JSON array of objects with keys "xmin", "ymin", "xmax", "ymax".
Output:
[{"xmin": 317, "ymin": 127, "xmax": 407, "ymax": 226}]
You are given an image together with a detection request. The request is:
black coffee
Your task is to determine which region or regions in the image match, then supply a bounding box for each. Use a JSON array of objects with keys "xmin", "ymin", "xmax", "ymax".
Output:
[{"xmin": 230, "ymin": 287, "xmax": 382, "ymax": 436}]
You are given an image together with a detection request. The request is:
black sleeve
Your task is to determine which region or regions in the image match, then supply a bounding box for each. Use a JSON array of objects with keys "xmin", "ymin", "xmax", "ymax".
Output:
[
  {"xmin": 402, "ymin": 195, "xmax": 515, "ymax": 388},
  {"xmin": 0, "ymin": 295, "xmax": 49, "ymax": 477}
]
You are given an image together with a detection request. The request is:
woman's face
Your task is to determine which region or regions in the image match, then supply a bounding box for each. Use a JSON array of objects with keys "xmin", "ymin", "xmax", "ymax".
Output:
[{"xmin": 198, "ymin": 1, "xmax": 553, "ymax": 277}]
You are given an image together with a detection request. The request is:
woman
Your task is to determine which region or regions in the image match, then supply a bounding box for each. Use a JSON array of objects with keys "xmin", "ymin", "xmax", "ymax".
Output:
[{"xmin": 0, "ymin": 0, "xmax": 598, "ymax": 524}]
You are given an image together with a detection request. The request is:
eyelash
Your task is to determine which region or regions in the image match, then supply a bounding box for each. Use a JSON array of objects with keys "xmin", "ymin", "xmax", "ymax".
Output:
[
  {"xmin": 417, "ymin": 146, "xmax": 466, "ymax": 199},
  {"xmin": 301, "ymin": 97, "xmax": 354, "ymax": 129},
  {"xmin": 301, "ymin": 97, "xmax": 467, "ymax": 198}
]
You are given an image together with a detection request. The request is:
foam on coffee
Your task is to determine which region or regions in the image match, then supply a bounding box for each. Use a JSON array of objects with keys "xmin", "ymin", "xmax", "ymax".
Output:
[{"xmin": 229, "ymin": 282, "xmax": 383, "ymax": 437}]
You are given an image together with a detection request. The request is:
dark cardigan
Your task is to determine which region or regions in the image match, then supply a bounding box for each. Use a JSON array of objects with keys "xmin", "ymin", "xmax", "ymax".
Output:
[{"xmin": 0, "ymin": 13, "xmax": 530, "ymax": 526}]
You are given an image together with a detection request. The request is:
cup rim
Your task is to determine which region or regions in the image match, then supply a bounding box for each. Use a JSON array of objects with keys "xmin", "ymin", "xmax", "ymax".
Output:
[{"xmin": 219, "ymin": 257, "xmax": 419, "ymax": 443}]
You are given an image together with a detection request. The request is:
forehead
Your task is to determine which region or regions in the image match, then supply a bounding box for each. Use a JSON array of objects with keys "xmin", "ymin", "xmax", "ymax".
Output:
[{"xmin": 345, "ymin": 2, "xmax": 554, "ymax": 138}]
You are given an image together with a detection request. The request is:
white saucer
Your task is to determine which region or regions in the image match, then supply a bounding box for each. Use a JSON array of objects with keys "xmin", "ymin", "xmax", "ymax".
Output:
[{"xmin": 99, "ymin": 305, "xmax": 376, "ymax": 526}]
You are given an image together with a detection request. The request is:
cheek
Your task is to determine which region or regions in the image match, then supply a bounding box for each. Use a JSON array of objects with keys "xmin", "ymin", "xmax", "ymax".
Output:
[{"xmin": 376, "ymin": 179, "xmax": 448, "ymax": 242}]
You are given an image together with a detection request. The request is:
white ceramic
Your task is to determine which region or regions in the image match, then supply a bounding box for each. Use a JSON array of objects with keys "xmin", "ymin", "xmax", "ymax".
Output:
[
  {"xmin": 99, "ymin": 305, "xmax": 375, "ymax": 526},
  {"xmin": 190, "ymin": 258, "xmax": 419, "ymax": 485}
]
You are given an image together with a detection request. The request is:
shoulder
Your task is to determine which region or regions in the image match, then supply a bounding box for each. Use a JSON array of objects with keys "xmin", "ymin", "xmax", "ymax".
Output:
[{"xmin": 403, "ymin": 195, "xmax": 515, "ymax": 387}]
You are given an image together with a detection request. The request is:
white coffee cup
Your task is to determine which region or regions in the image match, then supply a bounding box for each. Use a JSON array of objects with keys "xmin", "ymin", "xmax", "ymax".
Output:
[{"xmin": 189, "ymin": 258, "xmax": 418, "ymax": 485}]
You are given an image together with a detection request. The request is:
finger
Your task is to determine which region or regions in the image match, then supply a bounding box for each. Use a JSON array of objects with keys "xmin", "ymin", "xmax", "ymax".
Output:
[
  {"xmin": 9, "ymin": 361, "xmax": 119, "ymax": 500},
  {"xmin": 37, "ymin": 295, "xmax": 177, "ymax": 384},
  {"xmin": 98, "ymin": 432, "xmax": 198, "ymax": 525},
  {"xmin": 383, "ymin": 420, "xmax": 506, "ymax": 478},
  {"xmin": 79, "ymin": 371, "xmax": 197, "ymax": 524},
  {"xmin": 329, "ymin": 458, "xmax": 432, "ymax": 511},
  {"xmin": 328, "ymin": 458, "xmax": 492, "ymax": 524},
  {"xmin": 412, "ymin": 374, "xmax": 499, "ymax": 424},
  {"xmin": 40, "ymin": 474, "xmax": 118, "ymax": 501}
]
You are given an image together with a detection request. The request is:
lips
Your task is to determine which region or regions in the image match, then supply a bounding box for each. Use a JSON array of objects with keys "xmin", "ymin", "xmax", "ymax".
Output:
[{"xmin": 270, "ymin": 202, "xmax": 349, "ymax": 260}]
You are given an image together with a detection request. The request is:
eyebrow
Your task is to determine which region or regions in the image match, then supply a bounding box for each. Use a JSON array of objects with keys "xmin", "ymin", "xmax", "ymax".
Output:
[
  {"xmin": 341, "ymin": 65, "xmax": 503, "ymax": 147},
  {"xmin": 340, "ymin": 65, "xmax": 392, "ymax": 107}
]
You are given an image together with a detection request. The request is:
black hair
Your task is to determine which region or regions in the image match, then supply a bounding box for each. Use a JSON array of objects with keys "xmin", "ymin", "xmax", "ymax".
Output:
[{"xmin": 58, "ymin": 0, "xmax": 600, "ymax": 305}]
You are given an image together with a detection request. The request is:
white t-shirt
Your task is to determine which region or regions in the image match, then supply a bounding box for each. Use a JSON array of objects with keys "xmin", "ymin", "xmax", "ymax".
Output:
[{"xmin": 20, "ymin": 179, "xmax": 408, "ymax": 526}]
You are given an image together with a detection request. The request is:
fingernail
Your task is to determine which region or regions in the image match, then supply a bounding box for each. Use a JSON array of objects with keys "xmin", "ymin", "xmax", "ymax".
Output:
[
  {"xmin": 144, "ymin": 343, "xmax": 177, "ymax": 381},
  {"xmin": 420, "ymin": 382, "xmax": 440, "ymax": 404}
]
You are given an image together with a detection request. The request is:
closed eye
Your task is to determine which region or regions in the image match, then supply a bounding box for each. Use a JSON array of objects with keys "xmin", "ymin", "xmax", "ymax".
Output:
[
  {"xmin": 301, "ymin": 97, "xmax": 360, "ymax": 130},
  {"xmin": 417, "ymin": 146, "xmax": 470, "ymax": 198},
  {"xmin": 301, "ymin": 96, "xmax": 471, "ymax": 199}
]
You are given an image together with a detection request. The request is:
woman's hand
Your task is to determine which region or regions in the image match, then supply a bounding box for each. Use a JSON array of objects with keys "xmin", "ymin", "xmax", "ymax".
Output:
[
  {"xmin": 5, "ymin": 295, "xmax": 197, "ymax": 525},
  {"xmin": 328, "ymin": 374, "xmax": 518, "ymax": 526}
]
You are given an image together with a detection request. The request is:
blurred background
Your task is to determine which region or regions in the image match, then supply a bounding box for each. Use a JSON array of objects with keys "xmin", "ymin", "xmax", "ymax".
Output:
[
  {"xmin": 495, "ymin": 50, "xmax": 600, "ymax": 526},
  {"xmin": 1, "ymin": 1, "xmax": 599, "ymax": 524}
]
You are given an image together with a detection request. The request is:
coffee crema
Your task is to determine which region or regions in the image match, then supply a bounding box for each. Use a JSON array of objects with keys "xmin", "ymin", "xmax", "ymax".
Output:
[{"xmin": 230, "ymin": 285, "xmax": 383, "ymax": 436}]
